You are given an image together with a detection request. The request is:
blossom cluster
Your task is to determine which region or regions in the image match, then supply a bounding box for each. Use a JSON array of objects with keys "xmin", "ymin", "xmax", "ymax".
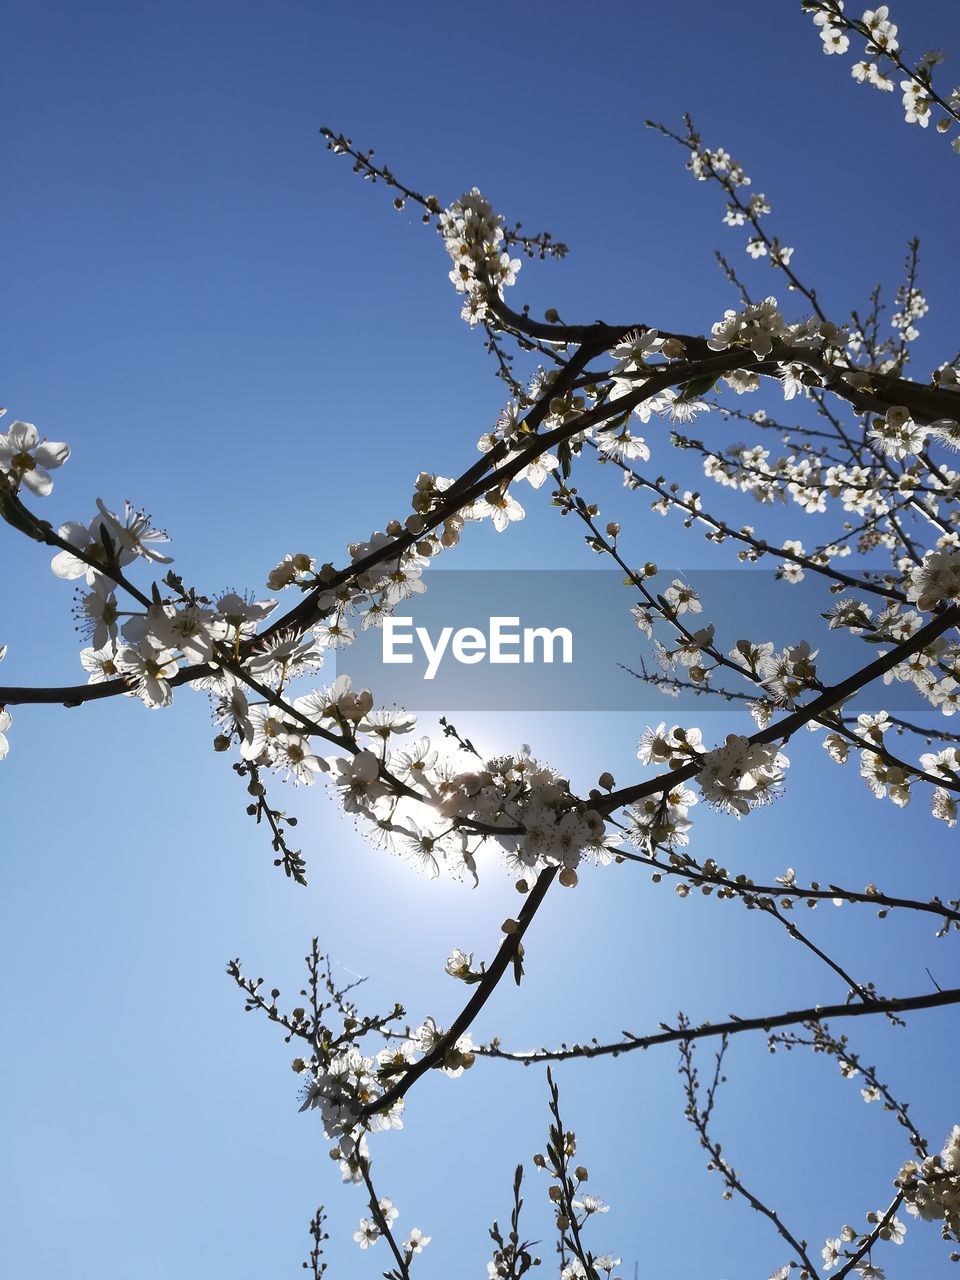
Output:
[
  {"xmin": 439, "ymin": 188, "xmax": 521, "ymax": 325},
  {"xmin": 816, "ymin": 707, "xmax": 959, "ymax": 825},
  {"xmin": 806, "ymin": 2, "xmax": 960, "ymax": 150},
  {"xmin": 2, "ymin": 396, "xmax": 663, "ymax": 890},
  {"xmin": 707, "ymin": 297, "xmax": 841, "ymax": 361},
  {"xmin": 682, "ymin": 130, "xmax": 798, "ymax": 271},
  {"xmin": 898, "ymin": 1125, "xmax": 960, "ymax": 1244},
  {"xmin": 354, "ymin": 1199, "xmax": 430, "ymax": 1258},
  {"xmin": 635, "ymin": 722, "xmax": 789, "ymax": 821},
  {"xmin": 821, "ymin": 1210, "xmax": 906, "ymax": 1274},
  {"xmin": 295, "ymin": 1012, "xmax": 476, "ymax": 1181},
  {"xmin": 698, "ymin": 733, "xmax": 789, "ymax": 815}
]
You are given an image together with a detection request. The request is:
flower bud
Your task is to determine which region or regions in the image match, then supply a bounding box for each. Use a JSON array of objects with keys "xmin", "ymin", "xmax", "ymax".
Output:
[
  {"xmin": 886, "ymin": 405, "xmax": 911, "ymax": 429},
  {"xmin": 267, "ymin": 559, "xmax": 298, "ymax": 589}
]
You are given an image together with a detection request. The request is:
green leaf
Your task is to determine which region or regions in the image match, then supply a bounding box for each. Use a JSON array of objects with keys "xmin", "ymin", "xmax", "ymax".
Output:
[
  {"xmin": 677, "ymin": 373, "xmax": 718, "ymax": 400},
  {"xmin": 99, "ymin": 521, "xmax": 117, "ymax": 561},
  {"xmin": 558, "ymin": 439, "xmax": 572, "ymax": 479},
  {"xmin": 596, "ymin": 410, "xmax": 630, "ymax": 435}
]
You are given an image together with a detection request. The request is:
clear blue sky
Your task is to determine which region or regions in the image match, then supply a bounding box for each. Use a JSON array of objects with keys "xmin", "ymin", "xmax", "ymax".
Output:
[{"xmin": 2, "ymin": 2, "xmax": 959, "ymax": 1277}]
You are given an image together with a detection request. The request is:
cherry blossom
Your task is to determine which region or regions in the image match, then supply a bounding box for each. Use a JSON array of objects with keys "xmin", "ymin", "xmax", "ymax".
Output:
[{"xmin": 0, "ymin": 418, "xmax": 70, "ymax": 496}]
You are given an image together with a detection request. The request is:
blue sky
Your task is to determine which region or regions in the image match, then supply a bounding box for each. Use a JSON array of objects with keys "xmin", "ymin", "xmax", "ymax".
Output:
[{"xmin": 2, "ymin": 1, "xmax": 960, "ymax": 1277}]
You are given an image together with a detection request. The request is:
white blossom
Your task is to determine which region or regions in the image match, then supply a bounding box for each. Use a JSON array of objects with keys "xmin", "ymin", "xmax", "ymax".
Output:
[{"xmin": 0, "ymin": 419, "xmax": 70, "ymax": 496}]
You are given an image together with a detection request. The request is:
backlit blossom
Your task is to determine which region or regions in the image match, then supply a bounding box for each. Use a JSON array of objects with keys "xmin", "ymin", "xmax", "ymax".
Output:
[{"xmin": 0, "ymin": 419, "xmax": 70, "ymax": 496}]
